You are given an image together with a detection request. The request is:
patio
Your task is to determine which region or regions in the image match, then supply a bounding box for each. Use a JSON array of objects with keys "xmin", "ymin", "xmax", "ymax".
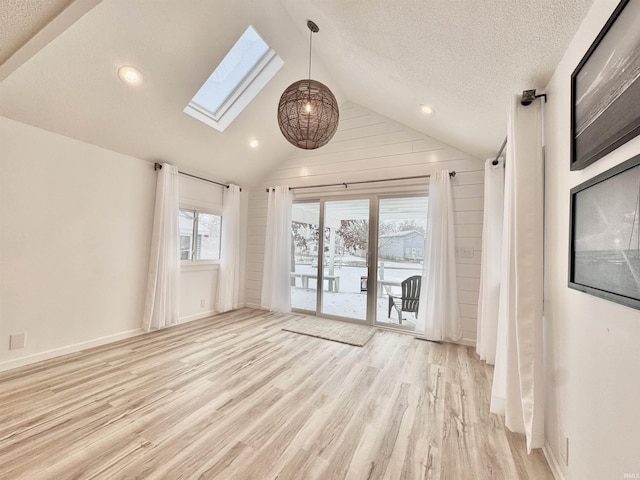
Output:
[
  {"xmin": 291, "ymin": 198, "xmax": 428, "ymax": 332},
  {"xmin": 290, "ymin": 262, "xmax": 421, "ymax": 330}
]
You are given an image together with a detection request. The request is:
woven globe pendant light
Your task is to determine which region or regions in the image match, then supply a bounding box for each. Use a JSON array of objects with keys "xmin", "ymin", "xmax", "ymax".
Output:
[{"xmin": 278, "ymin": 21, "xmax": 339, "ymax": 150}]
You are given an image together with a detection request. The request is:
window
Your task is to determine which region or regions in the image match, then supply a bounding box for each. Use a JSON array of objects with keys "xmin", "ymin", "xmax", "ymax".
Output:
[
  {"xmin": 179, "ymin": 209, "xmax": 221, "ymax": 261},
  {"xmin": 183, "ymin": 25, "xmax": 283, "ymax": 132}
]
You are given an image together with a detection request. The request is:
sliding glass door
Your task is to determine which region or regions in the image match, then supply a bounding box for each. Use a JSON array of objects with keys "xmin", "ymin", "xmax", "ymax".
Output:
[
  {"xmin": 291, "ymin": 202, "xmax": 320, "ymax": 312},
  {"xmin": 375, "ymin": 196, "xmax": 428, "ymax": 331},
  {"xmin": 291, "ymin": 197, "xmax": 372, "ymax": 322},
  {"xmin": 291, "ymin": 193, "xmax": 428, "ymax": 328},
  {"xmin": 320, "ymin": 199, "xmax": 370, "ymax": 320}
]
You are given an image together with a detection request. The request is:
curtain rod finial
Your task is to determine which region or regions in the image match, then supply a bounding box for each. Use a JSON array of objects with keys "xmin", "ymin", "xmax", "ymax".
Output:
[{"xmin": 521, "ymin": 89, "xmax": 547, "ymax": 106}]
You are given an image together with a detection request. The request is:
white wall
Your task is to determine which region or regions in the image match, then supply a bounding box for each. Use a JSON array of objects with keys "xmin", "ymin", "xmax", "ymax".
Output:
[
  {"xmin": 543, "ymin": 0, "xmax": 640, "ymax": 477},
  {"xmin": 0, "ymin": 116, "xmax": 155, "ymax": 369},
  {"xmin": 178, "ymin": 174, "xmax": 249, "ymax": 322},
  {"xmin": 0, "ymin": 117, "xmax": 245, "ymax": 371},
  {"xmin": 178, "ymin": 175, "xmax": 222, "ymax": 322},
  {"xmin": 245, "ymin": 103, "xmax": 484, "ymax": 344}
]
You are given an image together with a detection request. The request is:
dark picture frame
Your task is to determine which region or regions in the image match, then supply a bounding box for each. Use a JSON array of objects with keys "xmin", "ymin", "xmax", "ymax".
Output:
[
  {"xmin": 569, "ymin": 153, "xmax": 640, "ymax": 309},
  {"xmin": 570, "ymin": 0, "xmax": 640, "ymax": 171}
]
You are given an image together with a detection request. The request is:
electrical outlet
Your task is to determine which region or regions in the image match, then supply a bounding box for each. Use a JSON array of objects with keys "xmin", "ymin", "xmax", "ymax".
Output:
[
  {"xmin": 9, "ymin": 333, "xmax": 26, "ymax": 350},
  {"xmin": 200, "ymin": 299, "xmax": 205, "ymax": 308},
  {"xmin": 455, "ymin": 246, "xmax": 474, "ymax": 258}
]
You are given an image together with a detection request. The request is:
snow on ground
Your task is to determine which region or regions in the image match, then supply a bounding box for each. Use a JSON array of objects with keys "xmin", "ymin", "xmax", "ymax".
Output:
[{"xmin": 291, "ymin": 256, "xmax": 421, "ymax": 329}]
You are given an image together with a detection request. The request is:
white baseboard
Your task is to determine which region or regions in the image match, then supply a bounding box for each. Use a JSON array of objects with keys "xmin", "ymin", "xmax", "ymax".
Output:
[
  {"xmin": 179, "ymin": 310, "xmax": 218, "ymax": 323},
  {"xmin": 543, "ymin": 441, "xmax": 566, "ymax": 480},
  {"xmin": 0, "ymin": 328, "xmax": 144, "ymax": 372},
  {"xmin": 458, "ymin": 337, "xmax": 476, "ymax": 347},
  {"xmin": 1, "ymin": 308, "xmax": 246, "ymax": 373},
  {"xmin": 245, "ymin": 302, "xmax": 264, "ymax": 310}
]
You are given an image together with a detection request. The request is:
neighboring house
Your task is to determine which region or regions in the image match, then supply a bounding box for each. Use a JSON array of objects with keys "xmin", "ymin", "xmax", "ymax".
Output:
[
  {"xmin": 378, "ymin": 231, "xmax": 425, "ymax": 261},
  {"xmin": 179, "ymin": 210, "xmax": 221, "ymax": 260},
  {"xmin": 179, "ymin": 211, "xmax": 195, "ymax": 260}
]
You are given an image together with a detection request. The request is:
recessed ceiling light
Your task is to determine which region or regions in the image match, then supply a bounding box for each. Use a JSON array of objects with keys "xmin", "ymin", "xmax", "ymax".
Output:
[
  {"xmin": 249, "ymin": 139, "xmax": 259, "ymax": 148},
  {"xmin": 118, "ymin": 66, "xmax": 142, "ymax": 85},
  {"xmin": 420, "ymin": 104, "xmax": 435, "ymax": 115}
]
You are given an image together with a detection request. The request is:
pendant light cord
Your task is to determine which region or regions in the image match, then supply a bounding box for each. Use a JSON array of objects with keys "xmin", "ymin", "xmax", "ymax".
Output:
[{"xmin": 308, "ymin": 27, "xmax": 313, "ymax": 80}]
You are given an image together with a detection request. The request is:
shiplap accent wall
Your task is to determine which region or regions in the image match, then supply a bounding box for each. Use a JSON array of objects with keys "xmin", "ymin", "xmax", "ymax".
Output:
[{"xmin": 245, "ymin": 103, "xmax": 484, "ymax": 345}]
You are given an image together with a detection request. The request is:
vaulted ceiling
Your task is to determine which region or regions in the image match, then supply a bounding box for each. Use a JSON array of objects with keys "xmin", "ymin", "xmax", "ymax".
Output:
[{"xmin": 0, "ymin": 0, "xmax": 593, "ymax": 188}]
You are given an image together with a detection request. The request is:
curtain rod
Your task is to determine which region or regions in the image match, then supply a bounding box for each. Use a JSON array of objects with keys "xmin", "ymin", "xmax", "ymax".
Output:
[
  {"xmin": 154, "ymin": 163, "xmax": 241, "ymax": 191},
  {"xmin": 266, "ymin": 171, "xmax": 456, "ymax": 192},
  {"xmin": 492, "ymin": 89, "xmax": 547, "ymax": 166},
  {"xmin": 492, "ymin": 137, "xmax": 507, "ymax": 166}
]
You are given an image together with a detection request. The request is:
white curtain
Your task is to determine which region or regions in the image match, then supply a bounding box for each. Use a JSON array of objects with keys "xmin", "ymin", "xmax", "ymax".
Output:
[
  {"xmin": 476, "ymin": 158, "xmax": 505, "ymax": 364},
  {"xmin": 261, "ymin": 186, "xmax": 293, "ymax": 312},
  {"xmin": 416, "ymin": 170, "xmax": 462, "ymax": 342},
  {"xmin": 216, "ymin": 184, "xmax": 241, "ymax": 313},
  {"xmin": 142, "ymin": 163, "xmax": 180, "ymax": 331},
  {"xmin": 490, "ymin": 95, "xmax": 545, "ymax": 452}
]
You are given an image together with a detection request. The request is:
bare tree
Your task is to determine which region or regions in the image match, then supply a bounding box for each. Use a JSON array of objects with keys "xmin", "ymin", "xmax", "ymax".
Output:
[
  {"xmin": 337, "ymin": 220, "xmax": 368, "ymax": 253},
  {"xmin": 291, "ymin": 221, "xmax": 318, "ymax": 253}
]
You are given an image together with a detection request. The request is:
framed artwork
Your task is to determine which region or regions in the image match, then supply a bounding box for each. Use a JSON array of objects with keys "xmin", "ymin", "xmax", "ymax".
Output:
[
  {"xmin": 569, "ymin": 153, "xmax": 640, "ymax": 309},
  {"xmin": 570, "ymin": 0, "xmax": 640, "ymax": 171}
]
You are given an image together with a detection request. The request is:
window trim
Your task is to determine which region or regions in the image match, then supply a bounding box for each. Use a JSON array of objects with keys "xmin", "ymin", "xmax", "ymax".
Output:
[
  {"xmin": 190, "ymin": 48, "xmax": 277, "ymax": 122},
  {"xmin": 179, "ymin": 207, "xmax": 222, "ymax": 266},
  {"xmin": 181, "ymin": 261, "xmax": 220, "ymax": 272},
  {"xmin": 183, "ymin": 25, "xmax": 284, "ymax": 132}
]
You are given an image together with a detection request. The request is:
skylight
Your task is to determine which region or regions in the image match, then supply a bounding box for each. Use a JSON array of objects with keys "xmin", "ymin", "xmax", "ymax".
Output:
[{"xmin": 184, "ymin": 26, "xmax": 283, "ymax": 132}]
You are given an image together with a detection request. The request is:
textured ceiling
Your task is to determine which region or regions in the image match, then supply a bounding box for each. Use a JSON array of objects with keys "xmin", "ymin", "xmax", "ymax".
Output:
[
  {"xmin": 0, "ymin": 0, "xmax": 74, "ymax": 65},
  {"xmin": 280, "ymin": 0, "xmax": 595, "ymax": 161},
  {"xmin": 0, "ymin": 0, "xmax": 594, "ymax": 187}
]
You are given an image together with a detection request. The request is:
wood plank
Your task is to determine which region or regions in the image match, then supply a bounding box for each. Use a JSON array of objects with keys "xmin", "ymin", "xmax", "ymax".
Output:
[
  {"xmin": 456, "ymin": 253, "xmax": 482, "ymax": 265},
  {"xmin": 271, "ymin": 147, "xmax": 465, "ymax": 182},
  {"xmin": 246, "ymin": 243, "xmax": 265, "ymax": 254},
  {"xmin": 455, "ymin": 210, "xmax": 484, "ymax": 225},
  {"xmin": 458, "ymin": 289, "xmax": 480, "ymax": 306},
  {"xmin": 330, "ymin": 121, "xmax": 404, "ymax": 144},
  {"xmin": 455, "ymin": 224, "xmax": 483, "ymax": 238},
  {"xmin": 460, "ymin": 304, "xmax": 479, "ymax": 319},
  {"xmin": 453, "ymin": 197, "xmax": 485, "ymax": 212},
  {"xmin": 247, "ymin": 235, "xmax": 265, "ymax": 246},
  {"xmin": 0, "ymin": 308, "xmax": 552, "ymax": 479},
  {"xmin": 457, "ymin": 263, "xmax": 482, "ymax": 278},
  {"xmin": 247, "ymin": 225, "xmax": 265, "ymax": 237},
  {"xmin": 458, "ymin": 276, "xmax": 481, "ymax": 291},
  {"xmin": 452, "ymin": 184, "xmax": 484, "ymax": 199},
  {"xmin": 456, "ymin": 237, "xmax": 482, "ymax": 250},
  {"xmin": 450, "ymin": 169, "xmax": 485, "ymax": 186},
  {"xmin": 246, "ymin": 253, "xmax": 264, "ymax": 264},
  {"xmin": 287, "ymin": 130, "xmax": 425, "ymax": 159},
  {"xmin": 245, "ymin": 279, "xmax": 260, "ymax": 290}
]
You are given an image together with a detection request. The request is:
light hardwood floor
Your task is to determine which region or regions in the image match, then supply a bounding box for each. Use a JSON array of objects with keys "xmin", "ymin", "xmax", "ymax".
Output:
[{"xmin": 0, "ymin": 308, "xmax": 553, "ymax": 479}]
